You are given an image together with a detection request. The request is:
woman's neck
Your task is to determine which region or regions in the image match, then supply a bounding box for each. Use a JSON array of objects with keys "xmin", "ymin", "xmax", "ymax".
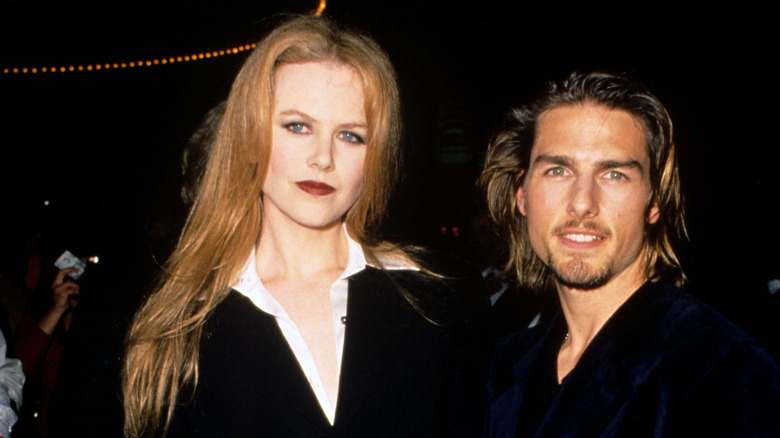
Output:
[{"xmin": 255, "ymin": 217, "xmax": 349, "ymax": 283}]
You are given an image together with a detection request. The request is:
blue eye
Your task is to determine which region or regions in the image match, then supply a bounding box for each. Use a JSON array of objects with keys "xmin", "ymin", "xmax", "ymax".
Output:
[
  {"xmin": 339, "ymin": 131, "xmax": 366, "ymax": 144},
  {"xmin": 283, "ymin": 122, "xmax": 309, "ymax": 134}
]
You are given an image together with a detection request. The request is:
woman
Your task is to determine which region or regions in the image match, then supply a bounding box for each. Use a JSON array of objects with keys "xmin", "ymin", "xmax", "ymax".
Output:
[{"xmin": 123, "ymin": 15, "xmax": 490, "ymax": 438}]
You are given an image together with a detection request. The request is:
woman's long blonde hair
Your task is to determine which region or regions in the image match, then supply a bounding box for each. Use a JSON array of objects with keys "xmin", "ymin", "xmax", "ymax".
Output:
[{"xmin": 122, "ymin": 15, "xmax": 401, "ymax": 437}]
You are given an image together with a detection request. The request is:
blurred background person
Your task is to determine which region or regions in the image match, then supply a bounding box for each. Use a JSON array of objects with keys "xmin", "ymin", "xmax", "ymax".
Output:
[
  {"xmin": 12, "ymin": 268, "xmax": 79, "ymax": 438},
  {"xmin": 0, "ymin": 328, "xmax": 24, "ymax": 438}
]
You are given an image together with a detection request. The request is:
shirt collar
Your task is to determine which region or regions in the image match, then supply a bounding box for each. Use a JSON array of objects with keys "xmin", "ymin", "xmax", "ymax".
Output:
[
  {"xmin": 233, "ymin": 225, "xmax": 417, "ymax": 297},
  {"xmin": 232, "ymin": 226, "xmax": 376, "ymax": 315},
  {"xmin": 341, "ymin": 227, "xmax": 368, "ymax": 280}
]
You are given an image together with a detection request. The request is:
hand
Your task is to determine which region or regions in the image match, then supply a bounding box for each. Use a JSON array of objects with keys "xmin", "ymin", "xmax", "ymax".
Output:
[
  {"xmin": 50, "ymin": 268, "xmax": 80, "ymax": 313},
  {"xmin": 38, "ymin": 268, "xmax": 80, "ymax": 335}
]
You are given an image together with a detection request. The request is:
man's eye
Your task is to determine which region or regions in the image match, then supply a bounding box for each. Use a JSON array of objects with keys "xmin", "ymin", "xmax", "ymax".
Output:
[
  {"xmin": 283, "ymin": 122, "xmax": 308, "ymax": 133},
  {"xmin": 607, "ymin": 170, "xmax": 626, "ymax": 180},
  {"xmin": 339, "ymin": 131, "xmax": 366, "ymax": 144},
  {"xmin": 546, "ymin": 167, "xmax": 566, "ymax": 176}
]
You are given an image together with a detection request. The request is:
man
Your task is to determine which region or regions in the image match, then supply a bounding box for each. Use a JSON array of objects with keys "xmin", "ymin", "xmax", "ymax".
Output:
[{"xmin": 480, "ymin": 71, "xmax": 780, "ymax": 437}]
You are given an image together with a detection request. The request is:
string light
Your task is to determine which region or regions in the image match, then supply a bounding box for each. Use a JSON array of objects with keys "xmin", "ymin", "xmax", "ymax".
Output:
[
  {"xmin": 3, "ymin": 0, "xmax": 329, "ymax": 76},
  {"xmin": 1, "ymin": 42, "xmax": 257, "ymax": 76},
  {"xmin": 315, "ymin": 0, "xmax": 327, "ymax": 16}
]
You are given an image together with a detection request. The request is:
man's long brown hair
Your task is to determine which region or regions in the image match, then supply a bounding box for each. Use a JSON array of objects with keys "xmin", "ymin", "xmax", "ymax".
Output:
[{"xmin": 479, "ymin": 71, "xmax": 687, "ymax": 292}]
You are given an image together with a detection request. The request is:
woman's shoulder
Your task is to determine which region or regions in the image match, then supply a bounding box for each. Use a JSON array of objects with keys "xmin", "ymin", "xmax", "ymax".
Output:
[
  {"xmin": 376, "ymin": 248, "xmax": 483, "ymax": 291},
  {"xmin": 363, "ymin": 246, "xmax": 488, "ymax": 326},
  {"xmin": 203, "ymin": 290, "xmax": 272, "ymax": 335},
  {"xmin": 370, "ymin": 244, "xmax": 482, "ymax": 279}
]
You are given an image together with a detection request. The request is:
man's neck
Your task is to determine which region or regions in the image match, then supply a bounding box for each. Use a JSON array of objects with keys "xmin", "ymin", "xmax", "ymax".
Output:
[{"xmin": 554, "ymin": 254, "xmax": 650, "ymax": 383}]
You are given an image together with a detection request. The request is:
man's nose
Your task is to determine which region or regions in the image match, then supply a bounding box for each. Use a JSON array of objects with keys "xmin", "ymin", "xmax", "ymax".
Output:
[{"xmin": 567, "ymin": 176, "xmax": 599, "ymax": 220}]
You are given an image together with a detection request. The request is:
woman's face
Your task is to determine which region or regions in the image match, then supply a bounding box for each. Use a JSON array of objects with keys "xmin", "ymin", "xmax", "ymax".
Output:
[{"xmin": 262, "ymin": 61, "xmax": 368, "ymax": 231}]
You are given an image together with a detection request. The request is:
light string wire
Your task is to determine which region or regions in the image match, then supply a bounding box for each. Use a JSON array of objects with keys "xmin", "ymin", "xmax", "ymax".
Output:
[
  {"xmin": 2, "ymin": 1, "xmax": 327, "ymax": 77},
  {"xmin": 1, "ymin": 42, "xmax": 258, "ymax": 76}
]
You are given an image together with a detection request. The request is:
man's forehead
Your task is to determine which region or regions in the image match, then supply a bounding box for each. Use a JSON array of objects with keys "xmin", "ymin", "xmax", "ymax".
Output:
[{"xmin": 530, "ymin": 103, "xmax": 649, "ymax": 165}]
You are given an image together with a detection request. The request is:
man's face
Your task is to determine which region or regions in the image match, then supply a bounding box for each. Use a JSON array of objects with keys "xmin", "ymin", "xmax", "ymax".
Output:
[{"xmin": 516, "ymin": 103, "xmax": 659, "ymax": 291}]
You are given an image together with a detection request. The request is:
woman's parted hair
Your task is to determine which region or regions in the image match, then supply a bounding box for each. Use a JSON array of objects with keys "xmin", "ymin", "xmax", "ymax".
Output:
[
  {"xmin": 479, "ymin": 71, "xmax": 687, "ymax": 292},
  {"xmin": 123, "ymin": 15, "xmax": 401, "ymax": 437}
]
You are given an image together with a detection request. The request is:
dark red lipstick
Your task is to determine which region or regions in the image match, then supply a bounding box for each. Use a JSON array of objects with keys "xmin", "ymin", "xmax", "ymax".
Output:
[{"xmin": 296, "ymin": 180, "xmax": 336, "ymax": 196}]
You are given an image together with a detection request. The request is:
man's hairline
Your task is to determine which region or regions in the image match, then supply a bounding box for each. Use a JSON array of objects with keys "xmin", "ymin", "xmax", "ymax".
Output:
[{"xmin": 520, "ymin": 102, "xmax": 653, "ymax": 185}]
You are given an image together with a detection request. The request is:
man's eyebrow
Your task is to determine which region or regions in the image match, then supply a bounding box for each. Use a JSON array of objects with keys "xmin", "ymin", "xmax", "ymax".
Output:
[
  {"xmin": 596, "ymin": 159, "xmax": 642, "ymax": 171},
  {"xmin": 532, "ymin": 154, "xmax": 572, "ymax": 167},
  {"xmin": 532, "ymin": 155, "xmax": 642, "ymax": 172}
]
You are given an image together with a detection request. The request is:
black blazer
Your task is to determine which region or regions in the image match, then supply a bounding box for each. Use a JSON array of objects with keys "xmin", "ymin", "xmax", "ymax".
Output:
[
  {"xmin": 169, "ymin": 262, "xmax": 492, "ymax": 437},
  {"xmin": 484, "ymin": 281, "xmax": 780, "ymax": 437}
]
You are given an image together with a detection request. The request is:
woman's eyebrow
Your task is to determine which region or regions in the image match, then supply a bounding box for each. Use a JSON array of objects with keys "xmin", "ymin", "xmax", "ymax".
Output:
[{"xmin": 277, "ymin": 109, "xmax": 315, "ymax": 123}]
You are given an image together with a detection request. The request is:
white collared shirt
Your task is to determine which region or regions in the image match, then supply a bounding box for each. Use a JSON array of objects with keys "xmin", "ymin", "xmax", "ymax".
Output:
[{"xmin": 232, "ymin": 228, "xmax": 415, "ymax": 424}]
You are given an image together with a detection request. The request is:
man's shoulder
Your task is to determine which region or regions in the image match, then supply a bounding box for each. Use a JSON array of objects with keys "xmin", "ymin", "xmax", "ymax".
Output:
[
  {"xmin": 638, "ymin": 283, "xmax": 780, "ymax": 433},
  {"xmin": 656, "ymin": 283, "xmax": 767, "ymax": 353},
  {"xmin": 629, "ymin": 282, "xmax": 780, "ymax": 385}
]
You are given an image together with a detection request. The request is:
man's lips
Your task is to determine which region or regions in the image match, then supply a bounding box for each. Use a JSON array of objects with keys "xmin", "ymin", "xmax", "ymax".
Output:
[
  {"xmin": 560, "ymin": 232, "xmax": 604, "ymax": 243},
  {"xmin": 554, "ymin": 222, "xmax": 609, "ymax": 248},
  {"xmin": 296, "ymin": 180, "xmax": 336, "ymax": 196}
]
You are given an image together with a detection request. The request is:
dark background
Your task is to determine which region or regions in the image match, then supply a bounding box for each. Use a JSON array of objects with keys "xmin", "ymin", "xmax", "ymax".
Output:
[{"xmin": 1, "ymin": 1, "xmax": 777, "ymax": 352}]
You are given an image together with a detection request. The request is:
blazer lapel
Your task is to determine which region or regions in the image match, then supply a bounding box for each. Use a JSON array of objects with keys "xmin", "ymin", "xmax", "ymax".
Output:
[
  {"xmin": 234, "ymin": 294, "xmax": 332, "ymax": 429},
  {"xmin": 537, "ymin": 329, "xmax": 630, "ymax": 437},
  {"xmin": 536, "ymin": 282, "xmax": 670, "ymax": 437},
  {"xmin": 334, "ymin": 268, "xmax": 405, "ymax": 427}
]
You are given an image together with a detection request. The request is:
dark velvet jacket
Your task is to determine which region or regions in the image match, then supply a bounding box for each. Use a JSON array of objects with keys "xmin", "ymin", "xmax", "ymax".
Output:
[
  {"xmin": 169, "ymin": 260, "xmax": 492, "ymax": 437},
  {"xmin": 484, "ymin": 281, "xmax": 780, "ymax": 437}
]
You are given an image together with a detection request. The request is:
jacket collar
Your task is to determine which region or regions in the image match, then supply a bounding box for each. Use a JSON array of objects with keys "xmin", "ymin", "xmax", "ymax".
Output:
[{"xmin": 494, "ymin": 281, "xmax": 680, "ymax": 436}]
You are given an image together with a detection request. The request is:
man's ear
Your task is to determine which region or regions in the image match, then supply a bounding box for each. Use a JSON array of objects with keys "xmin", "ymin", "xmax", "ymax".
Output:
[
  {"xmin": 515, "ymin": 170, "xmax": 527, "ymax": 216},
  {"xmin": 647, "ymin": 199, "xmax": 660, "ymax": 224}
]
